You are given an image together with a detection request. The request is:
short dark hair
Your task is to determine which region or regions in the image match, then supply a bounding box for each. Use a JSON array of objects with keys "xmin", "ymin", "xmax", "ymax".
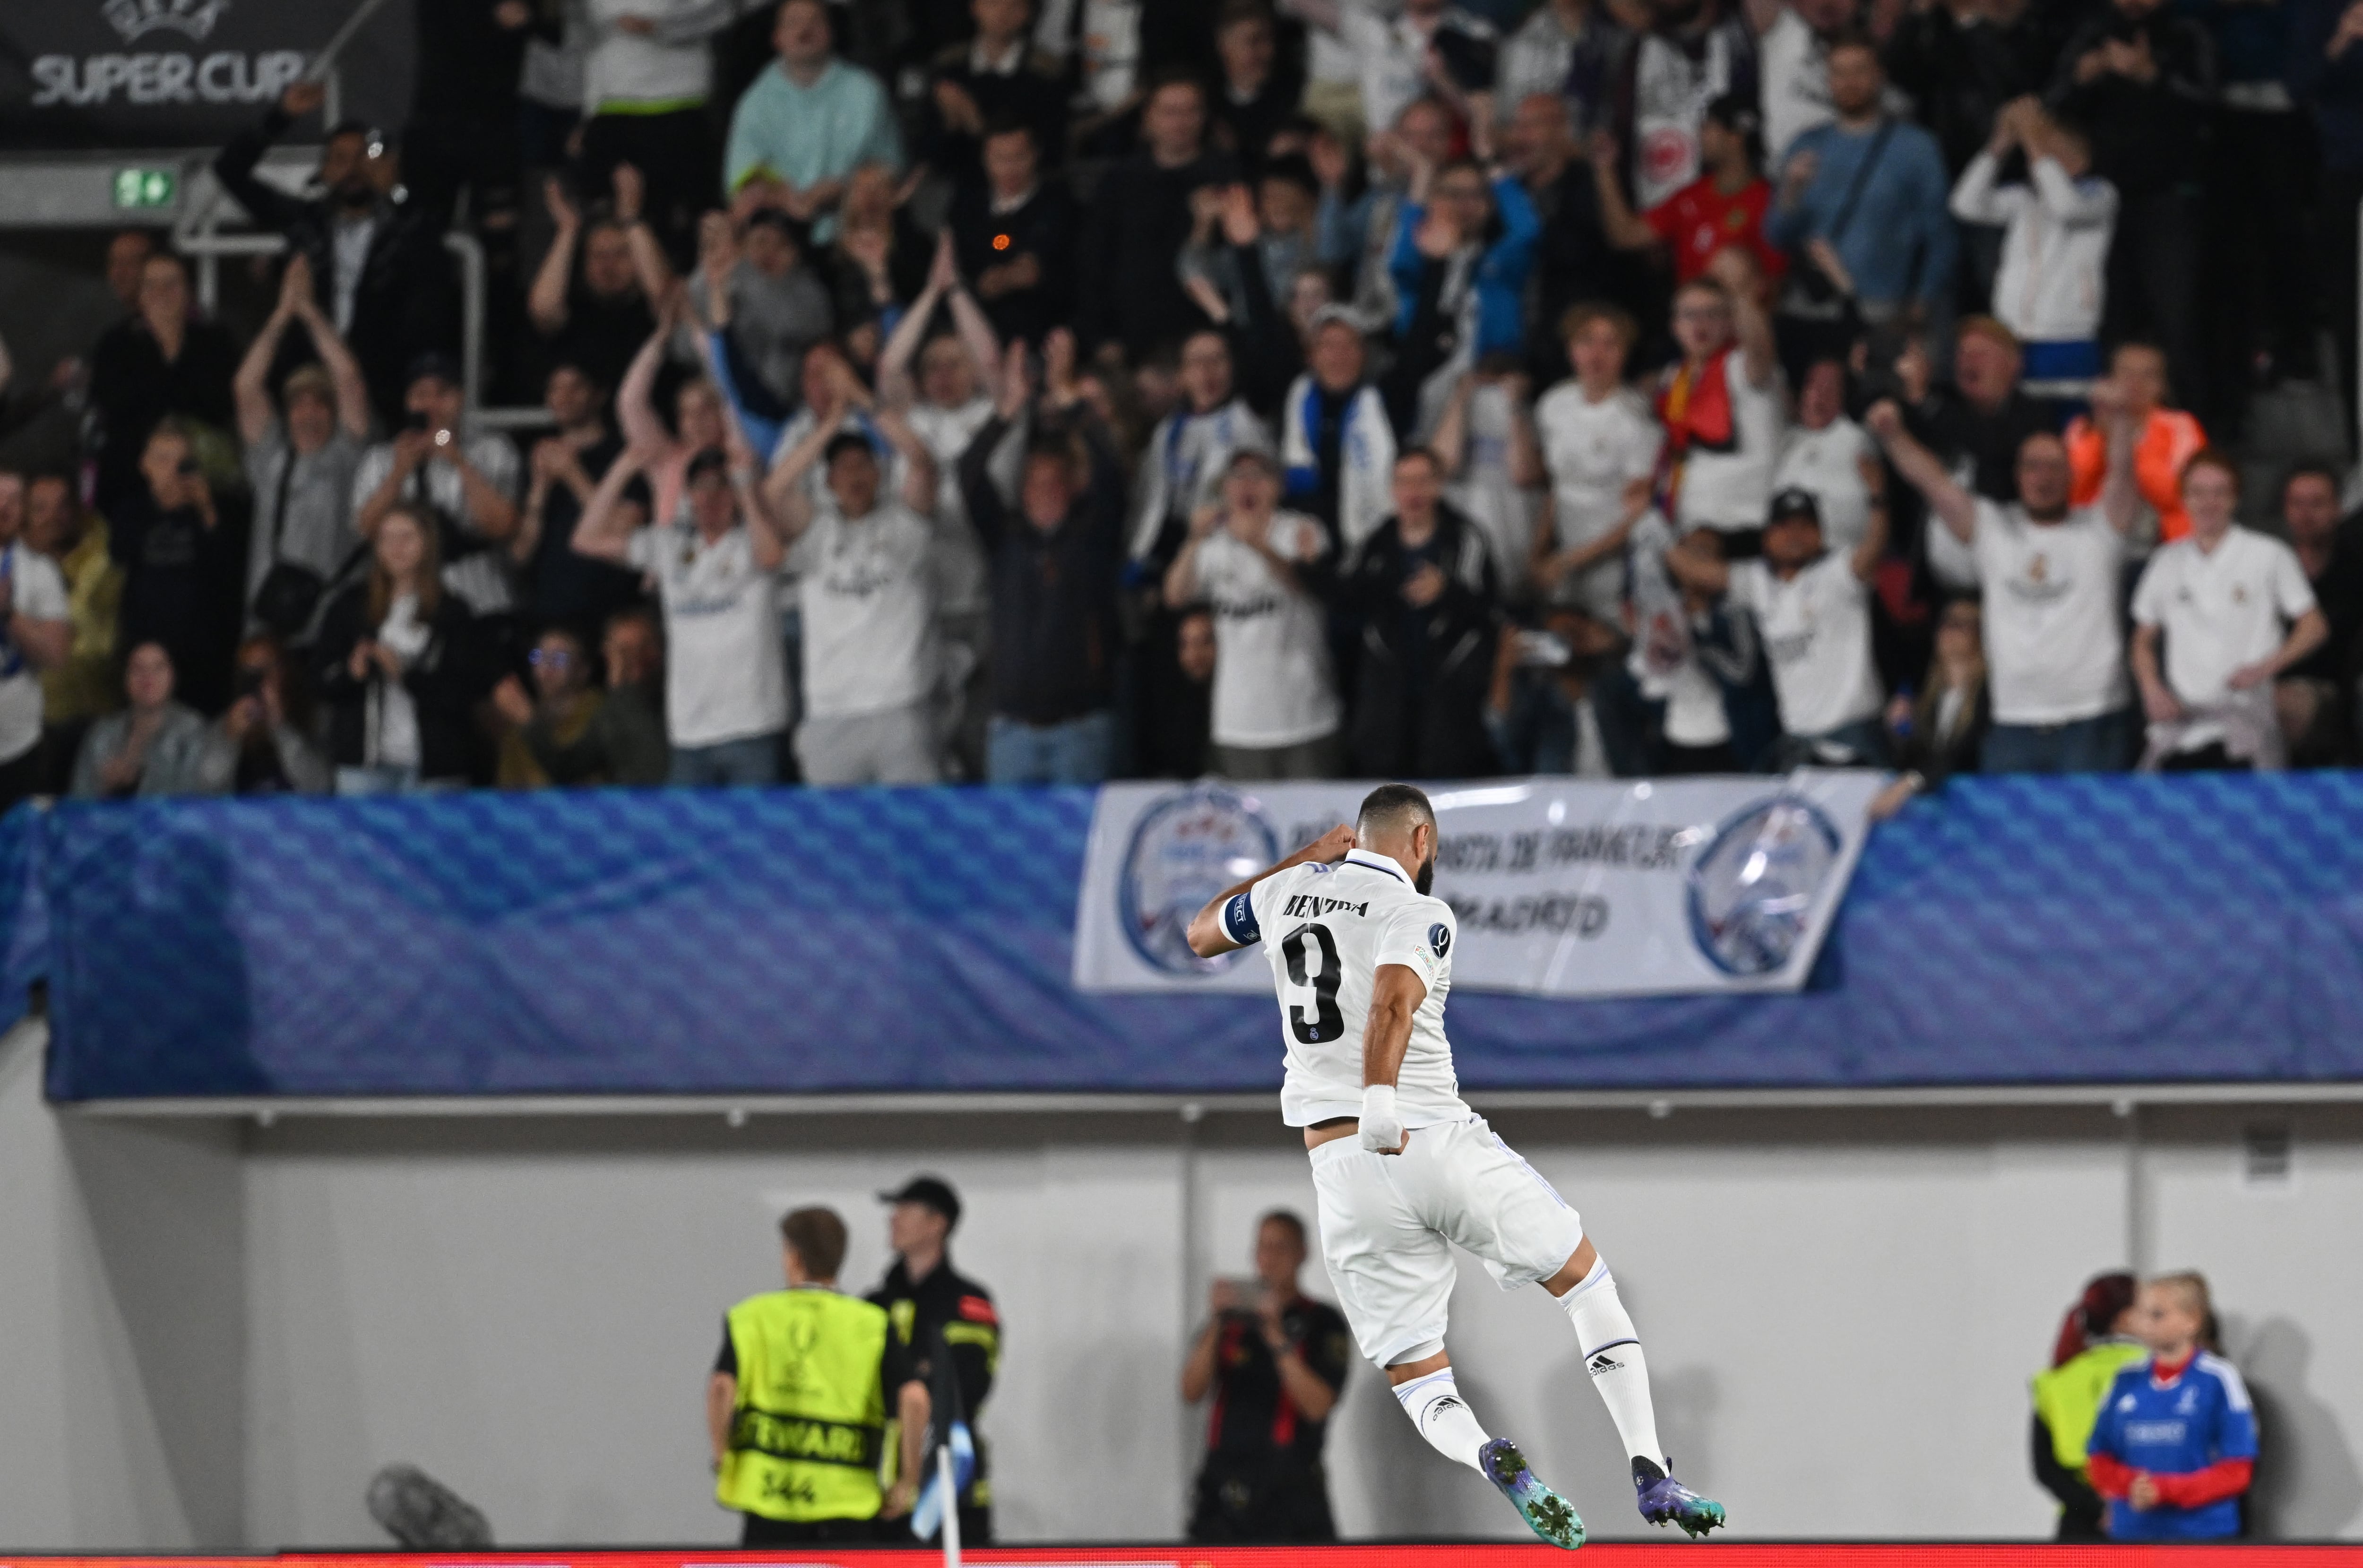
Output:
[
  {"xmin": 1142, "ymin": 67, "xmax": 1206, "ymax": 107},
  {"xmin": 1825, "ymin": 27, "xmax": 1879, "ymax": 59},
  {"xmin": 981, "ymin": 112, "xmax": 1038, "ymax": 147},
  {"xmin": 780, "ymin": 1206, "xmax": 849, "ymax": 1279},
  {"xmin": 1262, "ymin": 152, "xmax": 1319, "ymax": 198},
  {"xmin": 824, "ymin": 431, "xmax": 876, "ymax": 466},
  {"xmin": 1357, "ymin": 782, "xmax": 1435, "ymax": 840},
  {"xmin": 2280, "ymin": 458, "xmax": 2344, "ymax": 505},
  {"xmin": 1259, "ymin": 1209, "xmax": 1308, "ymax": 1248},
  {"xmin": 1394, "ymin": 446, "xmax": 1443, "ymax": 475}
]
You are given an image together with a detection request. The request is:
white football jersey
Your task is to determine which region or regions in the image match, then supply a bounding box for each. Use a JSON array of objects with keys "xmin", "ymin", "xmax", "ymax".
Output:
[{"xmin": 1226, "ymin": 848, "xmax": 1471, "ymax": 1129}]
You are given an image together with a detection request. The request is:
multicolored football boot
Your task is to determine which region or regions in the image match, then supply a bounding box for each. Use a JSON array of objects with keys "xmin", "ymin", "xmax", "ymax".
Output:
[
  {"xmin": 1479, "ymin": 1438, "xmax": 1586, "ymax": 1549},
  {"xmin": 1634, "ymin": 1456, "xmax": 1725, "ymax": 1539}
]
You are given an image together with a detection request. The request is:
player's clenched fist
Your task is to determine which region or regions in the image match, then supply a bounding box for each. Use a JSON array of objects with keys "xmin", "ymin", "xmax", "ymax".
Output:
[{"xmin": 1302, "ymin": 824, "xmax": 1357, "ymax": 863}]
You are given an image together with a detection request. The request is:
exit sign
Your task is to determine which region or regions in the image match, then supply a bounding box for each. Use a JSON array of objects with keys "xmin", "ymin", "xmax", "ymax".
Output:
[{"xmin": 112, "ymin": 167, "xmax": 177, "ymax": 209}]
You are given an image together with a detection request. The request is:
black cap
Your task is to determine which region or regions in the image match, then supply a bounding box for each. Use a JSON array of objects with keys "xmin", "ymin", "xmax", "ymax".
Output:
[
  {"xmin": 1767, "ymin": 486, "xmax": 1822, "ymax": 525},
  {"xmin": 879, "ymin": 1174, "xmax": 961, "ymax": 1229},
  {"xmin": 405, "ymin": 350, "xmax": 463, "ymax": 390}
]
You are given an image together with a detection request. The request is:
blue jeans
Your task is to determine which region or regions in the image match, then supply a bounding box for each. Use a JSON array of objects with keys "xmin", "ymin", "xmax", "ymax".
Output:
[
  {"xmin": 668, "ymin": 732, "xmax": 781, "ymax": 788},
  {"xmin": 987, "ymin": 711, "xmax": 1113, "ymax": 784},
  {"xmin": 1980, "ymin": 708, "xmax": 2132, "ymax": 774}
]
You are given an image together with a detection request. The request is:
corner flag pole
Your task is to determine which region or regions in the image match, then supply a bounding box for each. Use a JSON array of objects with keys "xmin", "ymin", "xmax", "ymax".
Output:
[{"xmin": 937, "ymin": 1444, "xmax": 962, "ymax": 1568}]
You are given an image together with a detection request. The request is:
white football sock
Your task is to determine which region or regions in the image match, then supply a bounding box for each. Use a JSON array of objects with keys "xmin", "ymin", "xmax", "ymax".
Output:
[
  {"xmin": 1560, "ymin": 1256, "xmax": 1664, "ymax": 1465},
  {"xmin": 1391, "ymin": 1367, "xmax": 1492, "ymax": 1471}
]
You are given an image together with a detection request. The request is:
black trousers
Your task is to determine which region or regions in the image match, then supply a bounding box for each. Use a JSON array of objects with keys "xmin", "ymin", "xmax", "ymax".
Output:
[
  {"xmin": 1187, "ymin": 1455, "xmax": 1337, "ymax": 1544},
  {"xmin": 2103, "ymin": 186, "xmax": 2206, "ymax": 419}
]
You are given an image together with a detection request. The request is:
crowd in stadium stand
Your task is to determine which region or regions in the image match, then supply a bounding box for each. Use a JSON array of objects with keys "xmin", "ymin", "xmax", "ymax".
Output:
[{"xmin": 9, "ymin": 0, "xmax": 2363, "ymax": 797}]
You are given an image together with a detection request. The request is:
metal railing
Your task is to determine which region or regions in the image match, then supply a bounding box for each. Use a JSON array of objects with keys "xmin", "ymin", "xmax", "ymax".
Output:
[{"xmin": 170, "ymin": 155, "xmax": 545, "ymax": 431}]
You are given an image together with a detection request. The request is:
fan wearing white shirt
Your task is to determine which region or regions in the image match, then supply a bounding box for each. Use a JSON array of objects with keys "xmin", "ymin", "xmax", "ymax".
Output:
[
  {"xmin": 766, "ymin": 402, "xmax": 948, "ymax": 786},
  {"xmin": 2130, "ymin": 451, "xmax": 2327, "ymax": 771},
  {"xmin": 1666, "ymin": 484, "xmax": 1889, "ymax": 767},
  {"xmin": 1531, "ymin": 303, "xmax": 1661, "ymax": 621},
  {"xmin": 1866, "ymin": 389, "xmax": 2142, "ymax": 773},
  {"xmin": 1164, "ymin": 449, "xmax": 1345, "ymax": 779},
  {"xmin": 1947, "ymin": 99, "xmax": 2115, "ymax": 401},
  {"xmin": 1130, "ymin": 330, "xmax": 1274, "ymax": 570},
  {"xmin": 1770, "ymin": 360, "xmax": 1884, "ymax": 555}
]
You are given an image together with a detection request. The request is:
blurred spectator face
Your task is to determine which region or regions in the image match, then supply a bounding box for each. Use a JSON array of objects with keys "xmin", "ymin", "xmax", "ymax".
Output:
[
  {"xmin": 1505, "ymin": 94, "xmax": 1574, "ymax": 179},
  {"xmin": 2180, "ymin": 459, "xmax": 2238, "ymax": 543},
  {"xmin": 234, "ymin": 638, "xmax": 284, "ymax": 711},
  {"xmin": 1143, "ymin": 81, "xmax": 1208, "ymax": 164},
  {"xmin": 743, "ymin": 218, "xmax": 799, "ymax": 278},
  {"xmin": 1259, "ymin": 174, "xmax": 1314, "ymax": 234},
  {"xmin": 2033, "ymin": 116, "xmax": 2092, "ymax": 179},
  {"xmin": 582, "ymin": 221, "xmax": 637, "ymax": 299},
  {"xmin": 25, "ymin": 475, "xmax": 76, "ymax": 555},
  {"xmin": 1392, "ymin": 453, "xmax": 1443, "ymax": 532},
  {"xmin": 919, "ymin": 336, "xmax": 976, "ymax": 408},
  {"xmin": 1019, "ymin": 450, "xmax": 1074, "ymax": 530},
  {"xmin": 1954, "ymin": 326, "xmax": 2021, "ymax": 411},
  {"xmin": 1649, "ymin": 0, "xmax": 1710, "ymax": 29},
  {"xmin": 1699, "ymin": 116, "xmax": 1741, "ymax": 173},
  {"xmin": 1763, "ymin": 511, "xmax": 1823, "ymax": 571},
  {"xmin": 2114, "ymin": 0, "xmax": 2162, "ymax": 17},
  {"xmin": 1935, "ymin": 598, "xmax": 1983, "ymax": 668},
  {"xmin": 676, "ymin": 380, "xmax": 726, "ymax": 451},
  {"xmin": 530, "ymin": 629, "xmax": 590, "ymax": 703},
  {"xmin": 842, "ymin": 164, "xmax": 897, "ymax": 228},
  {"xmin": 801, "ymin": 344, "xmax": 853, "ymax": 415},
  {"xmin": 688, "ymin": 465, "xmax": 737, "ymax": 535},
  {"xmin": 1223, "ymin": 458, "xmax": 1281, "ymax": 520},
  {"xmin": 1672, "ymin": 281, "xmax": 1734, "ymax": 362},
  {"xmin": 1310, "ymin": 319, "xmax": 1366, "ymax": 391},
  {"xmin": 138, "ymin": 254, "xmax": 190, "ymax": 333},
  {"xmin": 105, "ymin": 230, "xmax": 155, "ymax": 309},
  {"xmin": 0, "ymin": 473, "xmax": 22, "ymax": 543},
  {"xmin": 1180, "ymin": 331, "xmax": 1234, "ymax": 412},
  {"xmin": 1794, "ymin": 0, "xmax": 1851, "ymax": 29},
  {"xmin": 1177, "ymin": 608, "xmax": 1217, "ymax": 681},
  {"xmin": 973, "ymin": 0, "xmax": 1031, "ymax": 44},
  {"xmin": 772, "ymin": 0, "xmax": 833, "ymax": 68},
  {"xmin": 285, "ymin": 375, "xmax": 337, "ymax": 453},
  {"xmin": 1253, "ymin": 1215, "xmax": 1306, "ymax": 1291},
  {"xmin": 2112, "ymin": 344, "xmax": 2167, "ymax": 415},
  {"xmin": 888, "ymin": 1198, "xmax": 950, "ymax": 1257},
  {"xmin": 983, "ymin": 126, "xmax": 1039, "ymax": 199},
  {"xmin": 605, "ymin": 613, "xmax": 660, "ymax": 685},
  {"xmin": 1399, "ymin": 99, "xmax": 1455, "ymax": 170},
  {"xmin": 139, "ymin": 428, "xmax": 194, "ymax": 502},
  {"xmin": 1826, "ymin": 43, "xmax": 1882, "ymax": 118},
  {"xmin": 2281, "ymin": 471, "xmax": 2341, "ymax": 551},
  {"xmin": 1566, "ymin": 313, "xmax": 1630, "ymax": 386},
  {"xmin": 406, "ymin": 372, "xmax": 466, "ymax": 434},
  {"xmin": 828, "ymin": 444, "xmax": 882, "ymax": 517},
  {"xmin": 2014, "ymin": 432, "xmax": 2072, "ymax": 519},
  {"xmin": 1797, "ymin": 361, "xmax": 1846, "ymax": 431},
  {"xmin": 544, "ymin": 364, "xmax": 598, "ymax": 429},
  {"xmin": 1218, "ymin": 13, "xmax": 1275, "ymax": 86},
  {"xmin": 123, "ymin": 642, "xmax": 175, "ymax": 712},
  {"xmin": 319, "ymin": 129, "xmax": 377, "ymax": 209},
  {"xmin": 376, "ymin": 508, "xmax": 429, "ymax": 581},
  {"xmin": 2133, "ymin": 1279, "xmax": 2203, "ymax": 1358}
]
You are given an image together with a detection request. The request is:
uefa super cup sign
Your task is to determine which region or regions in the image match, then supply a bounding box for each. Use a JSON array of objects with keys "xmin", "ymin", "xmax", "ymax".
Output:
[{"xmin": 1075, "ymin": 774, "xmax": 1890, "ymax": 999}]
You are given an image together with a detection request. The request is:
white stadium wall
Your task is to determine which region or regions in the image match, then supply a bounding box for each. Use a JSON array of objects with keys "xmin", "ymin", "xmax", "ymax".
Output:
[{"xmin": 3, "ymin": 1022, "xmax": 2361, "ymax": 1550}]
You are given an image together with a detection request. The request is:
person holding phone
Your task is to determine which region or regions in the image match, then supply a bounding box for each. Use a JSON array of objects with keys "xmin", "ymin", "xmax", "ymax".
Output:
[
  {"xmin": 1182, "ymin": 1211, "xmax": 1352, "ymax": 1543},
  {"xmin": 110, "ymin": 420, "xmax": 243, "ymax": 715}
]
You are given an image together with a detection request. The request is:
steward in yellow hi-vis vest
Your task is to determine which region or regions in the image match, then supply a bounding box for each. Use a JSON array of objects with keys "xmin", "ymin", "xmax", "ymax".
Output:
[
  {"xmin": 2030, "ymin": 1271, "xmax": 2143, "ymax": 1541},
  {"xmin": 710, "ymin": 1207, "xmax": 930, "ymax": 1547}
]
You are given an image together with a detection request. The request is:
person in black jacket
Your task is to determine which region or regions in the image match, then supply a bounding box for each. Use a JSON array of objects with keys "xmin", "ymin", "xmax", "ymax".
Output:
[
  {"xmin": 212, "ymin": 82, "xmax": 455, "ymax": 429},
  {"xmin": 316, "ymin": 502, "xmax": 493, "ymax": 791},
  {"xmin": 86, "ymin": 251, "xmax": 241, "ymax": 520},
  {"xmin": 1344, "ymin": 448, "xmax": 1502, "ymax": 778},
  {"xmin": 948, "ymin": 120, "xmax": 1078, "ymax": 348},
  {"xmin": 868, "ymin": 1175, "xmax": 999, "ymax": 1546},
  {"xmin": 1077, "ymin": 73, "xmax": 1242, "ymax": 366},
  {"xmin": 110, "ymin": 420, "xmax": 245, "ymax": 715},
  {"xmin": 958, "ymin": 333, "xmax": 1128, "ymax": 784}
]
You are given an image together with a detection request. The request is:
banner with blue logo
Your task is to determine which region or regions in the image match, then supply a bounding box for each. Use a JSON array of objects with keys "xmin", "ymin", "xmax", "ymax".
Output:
[{"xmin": 1072, "ymin": 774, "xmax": 1892, "ymax": 998}]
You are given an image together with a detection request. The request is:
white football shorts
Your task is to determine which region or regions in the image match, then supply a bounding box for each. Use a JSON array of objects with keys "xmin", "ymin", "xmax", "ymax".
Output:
[{"xmin": 1307, "ymin": 1114, "xmax": 1586, "ymax": 1369}]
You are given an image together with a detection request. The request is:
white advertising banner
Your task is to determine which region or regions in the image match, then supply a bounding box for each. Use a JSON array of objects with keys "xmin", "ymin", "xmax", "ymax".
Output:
[{"xmin": 1072, "ymin": 774, "xmax": 1891, "ymax": 999}]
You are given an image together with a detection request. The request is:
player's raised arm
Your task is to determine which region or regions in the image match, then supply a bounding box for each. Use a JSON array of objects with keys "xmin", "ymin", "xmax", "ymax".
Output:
[{"xmin": 1184, "ymin": 825, "xmax": 1358, "ymax": 958}]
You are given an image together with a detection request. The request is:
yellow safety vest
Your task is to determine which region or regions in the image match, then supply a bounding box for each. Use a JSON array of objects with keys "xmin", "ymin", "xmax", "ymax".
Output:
[
  {"xmin": 2032, "ymin": 1339, "xmax": 2149, "ymax": 1476},
  {"xmin": 716, "ymin": 1289, "xmax": 892, "ymax": 1523}
]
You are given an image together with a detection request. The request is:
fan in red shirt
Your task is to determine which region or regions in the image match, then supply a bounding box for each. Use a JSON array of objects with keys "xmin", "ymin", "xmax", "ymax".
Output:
[{"xmin": 1592, "ymin": 95, "xmax": 1786, "ymax": 285}]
